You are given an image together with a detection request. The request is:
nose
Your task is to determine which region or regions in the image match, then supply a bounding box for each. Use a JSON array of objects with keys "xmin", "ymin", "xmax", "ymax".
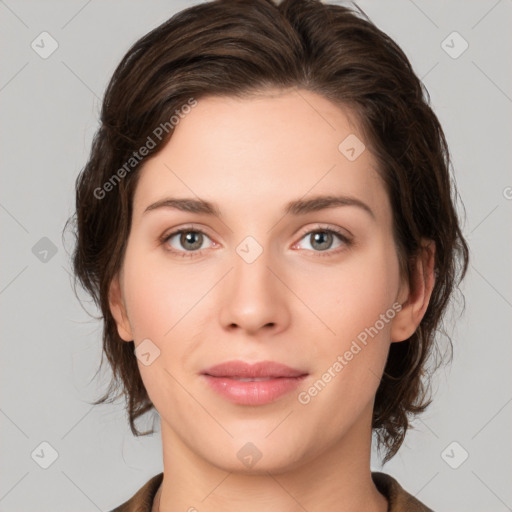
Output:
[{"xmin": 219, "ymin": 245, "xmax": 291, "ymax": 336}]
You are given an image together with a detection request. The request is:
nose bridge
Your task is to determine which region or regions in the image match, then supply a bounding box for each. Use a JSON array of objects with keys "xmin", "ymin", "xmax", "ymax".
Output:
[
  {"xmin": 232, "ymin": 235, "xmax": 276, "ymax": 302},
  {"xmin": 219, "ymin": 234, "xmax": 289, "ymax": 333}
]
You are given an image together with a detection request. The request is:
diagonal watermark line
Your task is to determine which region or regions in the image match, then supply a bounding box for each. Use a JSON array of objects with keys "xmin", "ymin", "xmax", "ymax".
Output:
[
  {"xmin": 368, "ymin": 367, "xmax": 381, "ymax": 382},
  {"xmin": 61, "ymin": 471, "xmax": 102, "ymax": 511},
  {"xmin": 265, "ymin": 410, "xmax": 294, "ymax": 438},
  {"xmin": 163, "ymin": 367, "xmax": 233, "ymax": 438},
  {"xmin": 61, "ymin": 61, "xmax": 101, "ymax": 100},
  {"xmin": 163, "ymin": 163, "xmax": 233, "ymax": 233},
  {"xmin": 294, "ymin": 87, "xmax": 336, "ymax": 131},
  {"xmin": 472, "ymin": 396, "xmax": 512, "ymax": 439},
  {"xmin": 471, "ymin": 0, "xmax": 502, "ymax": 29},
  {"xmin": 60, "ymin": 264, "xmax": 73, "ymax": 280},
  {"xmin": 417, "ymin": 418, "xmax": 440, "ymax": 439},
  {"xmin": 164, "ymin": 267, "xmax": 234, "ymax": 336},
  {"xmin": 61, "ymin": 405, "xmax": 95, "ymax": 440},
  {"xmin": 0, "ymin": 201, "xmax": 29, "ymax": 233},
  {"xmin": 421, "ymin": 61, "xmax": 439, "ymax": 81},
  {"xmin": 408, "ymin": 0, "xmax": 439, "ymax": 28},
  {"xmin": 415, "ymin": 472, "xmax": 439, "ymax": 497},
  {"xmin": 472, "ymin": 470, "xmax": 512, "ymax": 511},
  {"xmin": 0, "ymin": 0, "xmax": 29, "ymax": 28},
  {"xmin": 0, "ymin": 62, "xmax": 29, "ymax": 93},
  {"xmin": 470, "ymin": 204, "xmax": 499, "ymax": 233},
  {"xmin": 0, "ymin": 408, "xmax": 29, "ymax": 438},
  {"xmin": 471, "ymin": 264, "xmax": 512, "ymax": 308},
  {"xmin": 266, "ymin": 163, "xmax": 336, "ymax": 234},
  {"xmin": 200, "ymin": 472, "xmax": 232, "ymax": 502},
  {"xmin": 61, "ymin": 0, "xmax": 93, "ymax": 29},
  {"xmin": 0, "ymin": 265, "xmax": 28, "ymax": 295},
  {"xmin": 350, "ymin": 2, "xmax": 371, "ymax": 23},
  {"xmin": 0, "ymin": 472, "xmax": 29, "ymax": 503},
  {"xmin": 266, "ymin": 472, "xmax": 311, "ymax": 512},
  {"xmin": 266, "ymin": 266, "xmax": 336, "ymax": 335},
  {"xmin": 472, "ymin": 61, "xmax": 512, "ymax": 104},
  {"xmin": 121, "ymin": 434, "xmax": 144, "ymax": 472}
]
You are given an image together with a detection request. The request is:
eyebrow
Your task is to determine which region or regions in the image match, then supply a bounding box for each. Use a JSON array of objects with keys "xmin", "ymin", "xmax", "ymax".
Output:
[{"xmin": 143, "ymin": 194, "xmax": 375, "ymax": 219}]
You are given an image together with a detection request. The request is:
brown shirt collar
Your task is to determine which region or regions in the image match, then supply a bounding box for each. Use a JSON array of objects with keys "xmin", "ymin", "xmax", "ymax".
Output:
[{"xmin": 109, "ymin": 471, "xmax": 434, "ymax": 512}]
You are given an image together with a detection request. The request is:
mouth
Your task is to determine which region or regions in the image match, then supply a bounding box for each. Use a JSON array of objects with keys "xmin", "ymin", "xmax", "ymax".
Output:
[
  {"xmin": 223, "ymin": 377, "xmax": 281, "ymax": 382},
  {"xmin": 201, "ymin": 360, "xmax": 308, "ymax": 405}
]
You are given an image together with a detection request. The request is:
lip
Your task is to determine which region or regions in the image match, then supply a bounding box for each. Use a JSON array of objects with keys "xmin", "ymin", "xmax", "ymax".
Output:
[{"xmin": 201, "ymin": 360, "xmax": 308, "ymax": 406}]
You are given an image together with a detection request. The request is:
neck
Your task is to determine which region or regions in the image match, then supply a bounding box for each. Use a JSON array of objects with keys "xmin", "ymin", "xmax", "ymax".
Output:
[{"xmin": 155, "ymin": 408, "xmax": 388, "ymax": 512}]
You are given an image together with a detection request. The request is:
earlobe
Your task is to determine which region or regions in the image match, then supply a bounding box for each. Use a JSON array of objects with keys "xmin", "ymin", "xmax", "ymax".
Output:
[
  {"xmin": 108, "ymin": 274, "xmax": 133, "ymax": 342},
  {"xmin": 390, "ymin": 240, "xmax": 436, "ymax": 343}
]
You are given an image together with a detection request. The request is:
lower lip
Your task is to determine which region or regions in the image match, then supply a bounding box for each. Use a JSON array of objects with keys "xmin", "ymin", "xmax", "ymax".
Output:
[{"xmin": 202, "ymin": 375, "xmax": 307, "ymax": 405}]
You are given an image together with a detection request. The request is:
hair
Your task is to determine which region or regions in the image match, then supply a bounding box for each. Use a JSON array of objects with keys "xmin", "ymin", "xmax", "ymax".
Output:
[{"xmin": 65, "ymin": 0, "xmax": 469, "ymax": 463}]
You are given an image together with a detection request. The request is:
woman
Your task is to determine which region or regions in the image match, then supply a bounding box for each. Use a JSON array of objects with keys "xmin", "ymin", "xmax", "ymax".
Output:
[{"xmin": 69, "ymin": 0, "xmax": 469, "ymax": 510}]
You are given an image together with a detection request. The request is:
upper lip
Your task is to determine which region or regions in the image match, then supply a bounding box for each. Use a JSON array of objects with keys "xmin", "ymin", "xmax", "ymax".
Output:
[{"xmin": 202, "ymin": 360, "xmax": 308, "ymax": 378}]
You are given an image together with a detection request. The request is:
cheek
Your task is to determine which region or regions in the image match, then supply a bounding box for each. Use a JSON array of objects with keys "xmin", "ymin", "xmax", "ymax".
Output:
[
  {"xmin": 295, "ymin": 238, "xmax": 401, "ymax": 348},
  {"xmin": 323, "ymin": 242, "xmax": 400, "ymax": 389},
  {"xmin": 121, "ymin": 246, "xmax": 204, "ymax": 340},
  {"xmin": 294, "ymin": 246, "xmax": 400, "ymax": 428},
  {"xmin": 120, "ymin": 249, "xmax": 197, "ymax": 405}
]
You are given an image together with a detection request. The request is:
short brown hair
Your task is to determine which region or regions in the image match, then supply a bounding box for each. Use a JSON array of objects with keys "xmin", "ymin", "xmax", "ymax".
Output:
[{"xmin": 66, "ymin": 0, "xmax": 469, "ymax": 462}]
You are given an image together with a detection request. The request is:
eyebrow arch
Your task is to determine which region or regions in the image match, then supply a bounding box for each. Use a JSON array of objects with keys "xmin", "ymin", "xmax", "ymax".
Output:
[
  {"xmin": 284, "ymin": 194, "xmax": 375, "ymax": 219},
  {"xmin": 143, "ymin": 194, "xmax": 375, "ymax": 219}
]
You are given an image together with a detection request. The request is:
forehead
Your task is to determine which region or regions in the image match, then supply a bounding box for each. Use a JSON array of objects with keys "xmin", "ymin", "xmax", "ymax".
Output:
[{"xmin": 132, "ymin": 89, "xmax": 389, "ymax": 223}]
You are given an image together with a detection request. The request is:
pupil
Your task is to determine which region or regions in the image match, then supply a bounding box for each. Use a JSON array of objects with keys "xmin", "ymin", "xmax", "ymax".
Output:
[
  {"xmin": 312, "ymin": 231, "xmax": 332, "ymax": 251},
  {"xmin": 182, "ymin": 231, "xmax": 202, "ymax": 250}
]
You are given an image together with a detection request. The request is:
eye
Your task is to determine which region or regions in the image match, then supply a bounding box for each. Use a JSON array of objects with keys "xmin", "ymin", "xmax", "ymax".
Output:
[
  {"xmin": 161, "ymin": 227, "xmax": 215, "ymax": 257},
  {"xmin": 160, "ymin": 225, "xmax": 352, "ymax": 258},
  {"xmin": 294, "ymin": 227, "xmax": 352, "ymax": 255}
]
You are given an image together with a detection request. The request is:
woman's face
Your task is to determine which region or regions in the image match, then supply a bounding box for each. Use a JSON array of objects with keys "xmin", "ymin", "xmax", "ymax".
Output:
[{"xmin": 110, "ymin": 88, "xmax": 412, "ymax": 473}]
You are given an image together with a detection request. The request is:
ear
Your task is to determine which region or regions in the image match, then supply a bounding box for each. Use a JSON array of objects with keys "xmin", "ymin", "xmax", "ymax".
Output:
[
  {"xmin": 108, "ymin": 273, "xmax": 133, "ymax": 342},
  {"xmin": 391, "ymin": 239, "xmax": 436, "ymax": 343}
]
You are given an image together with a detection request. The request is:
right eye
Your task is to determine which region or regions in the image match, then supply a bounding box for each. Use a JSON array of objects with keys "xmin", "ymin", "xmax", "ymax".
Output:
[{"xmin": 161, "ymin": 228, "xmax": 216, "ymax": 258}]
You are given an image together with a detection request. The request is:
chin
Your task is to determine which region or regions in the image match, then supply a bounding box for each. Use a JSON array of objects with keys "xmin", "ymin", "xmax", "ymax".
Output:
[{"xmin": 198, "ymin": 436, "xmax": 313, "ymax": 476}]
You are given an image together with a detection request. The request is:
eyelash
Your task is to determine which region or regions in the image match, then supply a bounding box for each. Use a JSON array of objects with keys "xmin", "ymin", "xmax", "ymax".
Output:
[{"xmin": 159, "ymin": 224, "xmax": 353, "ymax": 259}]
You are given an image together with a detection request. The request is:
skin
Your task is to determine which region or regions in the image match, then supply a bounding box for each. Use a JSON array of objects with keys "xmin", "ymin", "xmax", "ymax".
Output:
[{"xmin": 109, "ymin": 88, "xmax": 435, "ymax": 512}]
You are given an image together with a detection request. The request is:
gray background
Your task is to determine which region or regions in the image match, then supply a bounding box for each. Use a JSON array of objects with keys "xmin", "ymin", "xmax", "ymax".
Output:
[{"xmin": 1, "ymin": 0, "xmax": 511, "ymax": 511}]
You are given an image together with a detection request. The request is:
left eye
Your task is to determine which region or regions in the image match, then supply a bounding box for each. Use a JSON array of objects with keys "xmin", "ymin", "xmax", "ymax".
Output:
[{"xmin": 296, "ymin": 229, "xmax": 348, "ymax": 252}]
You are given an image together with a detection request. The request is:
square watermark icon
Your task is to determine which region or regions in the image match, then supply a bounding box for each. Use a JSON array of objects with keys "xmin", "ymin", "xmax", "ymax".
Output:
[
  {"xmin": 236, "ymin": 236, "xmax": 263, "ymax": 264},
  {"xmin": 441, "ymin": 31, "xmax": 468, "ymax": 59},
  {"xmin": 135, "ymin": 338, "xmax": 161, "ymax": 366},
  {"xmin": 31, "ymin": 441, "xmax": 59, "ymax": 469},
  {"xmin": 441, "ymin": 441, "xmax": 469, "ymax": 469},
  {"xmin": 32, "ymin": 237, "xmax": 58, "ymax": 263},
  {"xmin": 338, "ymin": 134, "xmax": 366, "ymax": 161},
  {"xmin": 237, "ymin": 442, "xmax": 262, "ymax": 468},
  {"xmin": 31, "ymin": 31, "xmax": 59, "ymax": 59}
]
